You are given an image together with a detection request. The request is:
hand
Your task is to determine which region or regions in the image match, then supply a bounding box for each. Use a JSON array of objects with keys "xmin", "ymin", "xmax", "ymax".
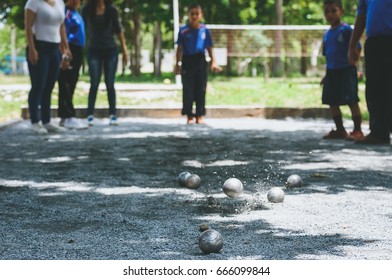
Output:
[
  {"xmin": 122, "ymin": 50, "xmax": 129, "ymax": 66},
  {"xmin": 348, "ymin": 46, "xmax": 360, "ymax": 66},
  {"xmin": 63, "ymin": 48, "xmax": 72, "ymax": 62},
  {"xmin": 28, "ymin": 48, "xmax": 39, "ymax": 65},
  {"xmin": 60, "ymin": 59, "xmax": 70, "ymax": 70},
  {"xmin": 210, "ymin": 63, "xmax": 222, "ymax": 73}
]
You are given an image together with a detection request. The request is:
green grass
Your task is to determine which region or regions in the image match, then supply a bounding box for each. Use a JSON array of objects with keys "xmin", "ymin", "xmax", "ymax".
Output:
[
  {"xmin": 78, "ymin": 72, "xmax": 176, "ymax": 84},
  {"xmin": 0, "ymin": 74, "xmax": 368, "ymax": 122},
  {"xmin": 207, "ymin": 76, "xmax": 368, "ymax": 120},
  {"xmin": 207, "ymin": 76, "xmax": 322, "ymax": 107}
]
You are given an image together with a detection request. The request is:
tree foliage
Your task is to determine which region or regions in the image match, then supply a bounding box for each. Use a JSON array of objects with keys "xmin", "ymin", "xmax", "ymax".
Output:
[
  {"xmin": 0, "ymin": 0, "xmax": 26, "ymax": 29},
  {"xmin": 0, "ymin": 0, "xmax": 360, "ymax": 76},
  {"xmin": 0, "ymin": 0, "xmax": 360, "ymax": 31}
]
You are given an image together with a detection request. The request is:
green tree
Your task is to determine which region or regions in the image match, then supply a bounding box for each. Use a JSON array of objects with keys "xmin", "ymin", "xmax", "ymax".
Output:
[
  {"xmin": 0, "ymin": 0, "xmax": 362, "ymax": 77},
  {"xmin": 117, "ymin": 0, "xmax": 172, "ymax": 76},
  {"xmin": 0, "ymin": 0, "xmax": 26, "ymax": 29},
  {"xmin": 142, "ymin": 1, "xmax": 172, "ymax": 76},
  {"xmin": 281, "ymin": 0, "xmax": 358, "ymax": 76}
]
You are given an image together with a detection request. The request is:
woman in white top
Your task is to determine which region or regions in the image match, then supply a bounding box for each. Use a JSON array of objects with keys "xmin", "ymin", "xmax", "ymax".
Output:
[{"xmin": 25, "ymin": 0, "xmax": 72, "ymax": 134}]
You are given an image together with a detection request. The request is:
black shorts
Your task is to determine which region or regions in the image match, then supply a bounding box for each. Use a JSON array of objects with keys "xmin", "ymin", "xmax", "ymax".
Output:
[{"xmin": 322, "ymin": 66, "xmax": 359, "ymax": 106}]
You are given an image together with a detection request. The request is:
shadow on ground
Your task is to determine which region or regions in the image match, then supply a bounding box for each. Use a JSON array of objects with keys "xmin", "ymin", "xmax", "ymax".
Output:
[{"xmin": 0, "ymin": 118, "xmax": 391, "ymax": 259}]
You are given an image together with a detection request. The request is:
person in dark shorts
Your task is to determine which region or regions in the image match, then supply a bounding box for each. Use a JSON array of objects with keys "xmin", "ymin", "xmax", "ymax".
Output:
[
  {"xmin": 349, "ymin": 0, "xmax": 392, "ymax": 145},
  {"xmin": 58, "ymin": 0, "xmax": 88, "ymax": 130},
  {"xmin": 175, "ymin": 4, "xmax": 222, "ymax": 124},
  {"xmin": 321, "ymin": 0, "xmax": 364, "ymax": 140}
]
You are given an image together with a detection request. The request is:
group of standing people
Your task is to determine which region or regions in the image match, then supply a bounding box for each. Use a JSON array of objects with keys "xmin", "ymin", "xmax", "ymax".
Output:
[
  {"xmin": 24, "ymin": 0, "xmax": 220, "ymax": 133},
  {"xmin": 301, "ymin": 0, "xmax": 391, "ymax": 145},
  {"xmin": 24, "ymin": 0, "xmax": 391, "ymax": 144},
  {"xmin": 24, "ymin": 0, "xmax": 127, "ymax": 133}
]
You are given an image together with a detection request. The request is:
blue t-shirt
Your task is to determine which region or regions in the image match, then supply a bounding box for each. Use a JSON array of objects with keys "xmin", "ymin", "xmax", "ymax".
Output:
[
  {"xmin": 323, "ymin": 23, "xmax": 358, "ymax": 69},
  {"xmin": 65, "ymin": 8, "xmax": 85, "ymax": 47},
  {"xmin": 357, "ymin": 0, "xmax": 392, "ymax": 37},
  {"xmin": 177, "ymin": 24, "xmax": 213, "ymax": 56}
]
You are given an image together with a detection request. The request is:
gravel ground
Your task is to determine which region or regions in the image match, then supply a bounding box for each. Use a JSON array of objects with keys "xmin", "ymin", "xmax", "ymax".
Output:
[{"xmin": 0, "ymin": 117, "xmax": 391, "ymax": 260}]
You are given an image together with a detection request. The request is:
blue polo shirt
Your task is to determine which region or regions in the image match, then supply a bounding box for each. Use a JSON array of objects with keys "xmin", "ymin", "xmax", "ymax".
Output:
[
  {"xmin": 323, "ymin": 23, "xmax": 359, "ymax": 69},
  {"xmin": 177, "ymin": 24, "xmax": 213, "ymax": 55},
  {"xmin": 65, "ymin": 7, "xmax": 85, "ymax": 47},
  {"xmin": 357, "ymin": 0, "xmax": 392, "ymax": 37}
]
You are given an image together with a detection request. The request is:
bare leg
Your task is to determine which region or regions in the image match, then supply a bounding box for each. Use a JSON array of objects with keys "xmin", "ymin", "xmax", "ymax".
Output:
[
  {"xmin": 330, "ymin": 106, "xmax": 345, "ymax": 131},
  {"xmin": 348, "ymin": 103, "xmax": 362, "ymax": 132},
  {"xmin": 323, "ymin": 106, "xmax": 347, "ymax": 139}
]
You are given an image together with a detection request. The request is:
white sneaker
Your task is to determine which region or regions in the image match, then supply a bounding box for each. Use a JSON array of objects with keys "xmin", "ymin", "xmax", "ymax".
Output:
[
  {"xmin": 64, "ymin": 117, "xmax": 88, "ymax": 130},
  {"xmin": 31, "ymin": 123, "xmax": 48, "ymax": 134},
  {"xmin": 87, "ymin": 115, "xmax": 94, "ymax": 126},
  {"xmin": 109, "ymin": 115, "xmax": 118, "ymax": 126},
  {"xmin": 43, "ymin": 122, "xmax": 66, "ymax": 133}
]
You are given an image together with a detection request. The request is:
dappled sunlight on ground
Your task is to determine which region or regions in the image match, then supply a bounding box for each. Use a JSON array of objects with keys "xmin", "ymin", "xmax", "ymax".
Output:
[{"xmin": 0, "ymin": 118, "xmax": 391, "ymax": 260}]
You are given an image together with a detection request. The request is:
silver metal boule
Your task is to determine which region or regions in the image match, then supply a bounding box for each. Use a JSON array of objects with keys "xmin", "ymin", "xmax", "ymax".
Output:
[
  {"xmin": 198, "ymin": 229, "xmax": 223, "ymax": 254},
  {"xmin": 286, "ymin": 174, "xmax": 303, "ymax": 188},
  {"xmin": 178, "ymin": 172, "xmax": 191, "ymax": 186},
  {"xmin": 267, "ymin": 187, "xmax": 285, "ymax": 203},
  {"xmin": 223, "ymin": 178, "xmax": 243, "ymax": 198},
  {"xmin": 185, "ymin": 174, "xmax": 201, "ymax": 189}
]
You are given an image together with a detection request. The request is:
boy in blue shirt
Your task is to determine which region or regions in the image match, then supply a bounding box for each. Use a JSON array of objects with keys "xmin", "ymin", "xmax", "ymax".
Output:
[
  {"xmin": 175, "ymin": 4, "xmax": 221, "ymax": 124},
  {"xmin": 349, "ymin": 0, "xmax": 392, "ymax": 145},
  {"xmin": 321, "ymin": 0, "xmax": 364, "ymax": 140},
  {"xmin": 58, "ymin": 0, "xmax": 87, "ymax": 129}
]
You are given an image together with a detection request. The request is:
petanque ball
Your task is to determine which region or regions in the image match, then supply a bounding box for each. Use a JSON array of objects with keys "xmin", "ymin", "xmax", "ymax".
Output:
[
  {"xmin": 267, "ymin": 187, "xmax": 285, "ymax": 203},
  {"xmin": 178, "ymin": 172, "xmax": 191, "ymax": 186},
  {"xmin": 223, "ymin": 178, "xmax": 243, "ymax": 198},
  {"xmin": 185, "ymin": 174, "xmax": 201, "ymax": 189},
  {"xmin": 286, "ymin": 174, "xmax": 303, "ymax": 188},
  {"xmin": 198, "ymin": 229, "xmax": 223, "ymax": 254}
]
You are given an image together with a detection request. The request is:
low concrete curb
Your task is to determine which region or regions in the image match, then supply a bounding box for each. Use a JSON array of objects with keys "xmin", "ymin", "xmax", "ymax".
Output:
[
  {"xmin": 21, "ymin": 106, "xmax": 330, "ymax": 120},
  {"xmin": 0, "ymin": 118, "xmax": 23, "ymax": 131}
]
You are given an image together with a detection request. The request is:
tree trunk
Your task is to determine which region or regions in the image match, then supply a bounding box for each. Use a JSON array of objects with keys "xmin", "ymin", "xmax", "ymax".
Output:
[
  {"xmin": 10, "ymin": 24, "xmax": 17, "ymax": 74},
  {"xmin": 272, "ymin": 0, "xmax": 283, "ymax": 77},
  {"xmin": 153, "ymin": 21, "xmax": 162, "ymax": 77},
  {"xmin": 300, "ymin": 37, "xmax": 308, "ymax": 76},
  {"xmin": 226, "ymin": 29, "xmax": 234, "ymax": 75},
  {"xmin": 131, "ymin": 12, "xmax": 142, "ymax": 76},
  {"xmin": 120, "ymin": 3, "xmax": 132, "ymax": 75}
]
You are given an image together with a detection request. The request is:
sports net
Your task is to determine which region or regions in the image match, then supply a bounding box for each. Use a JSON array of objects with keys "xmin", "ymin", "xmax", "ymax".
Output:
[{"xmin": 207, "ymin": 25, "xmax": 364, "ymax": 76}]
